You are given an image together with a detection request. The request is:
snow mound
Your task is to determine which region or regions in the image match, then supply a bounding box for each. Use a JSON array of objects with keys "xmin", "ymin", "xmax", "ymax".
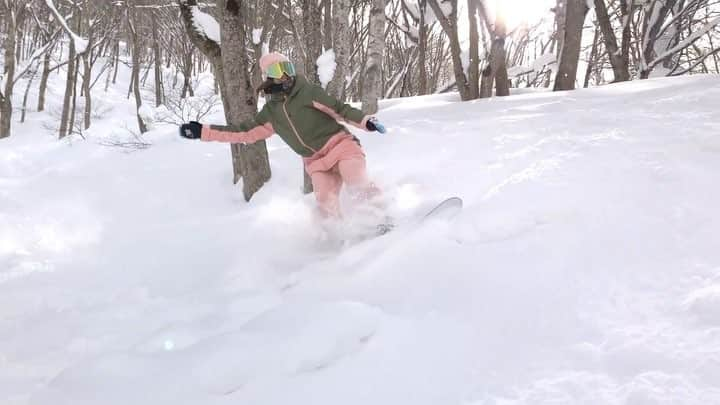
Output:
[
  {"xmin": 2, "ymin": 72, "xmax": 720, "ymax": 404},
  {"xmin": 683, "ymin": 281, "xmax": 720, "ymax": 323}
]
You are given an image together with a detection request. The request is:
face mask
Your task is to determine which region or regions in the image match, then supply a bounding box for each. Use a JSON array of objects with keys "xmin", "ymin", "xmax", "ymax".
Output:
[
  {"xmin": 263, "ymin": 77, "xmax": 295, "ymax": 94},
  {"xmin": 264, "ymin": 82, "xmax": 285, "ymax": 94}
]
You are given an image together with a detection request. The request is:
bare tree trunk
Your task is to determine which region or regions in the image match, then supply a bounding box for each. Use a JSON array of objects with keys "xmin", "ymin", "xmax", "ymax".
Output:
[
  {"xmin": 429, "ymin": 0, "xmax": 471, "ymax": 100},
  {"xmin": 493, "ymin": 42, "xmax": 510, "ymax": 96},
  {"xmin": 323, "ymin": 0, "xmax": 333, "ymax": 51},
  {"xmin": 554, "ymin": 0, "xmax": 567, "ymax": 62},
  {"xmin": 127, "ymin": 66, "xmax": 134, "ymax": 99},
  {"xmin": 151, "ymin": 11, "xmax": 164, "ymax": 106},
  {"xmin": 82, "ymin": 53, "xmax": 92, "ymax": 129},
  {"xmin": 593, "ymin": 0, "xmax": 631, "ymax": 82},
  {"xmin": 326, "ymin": 0, "xmax": 351, "ymax": 99},
  {"xmin": 417, "ymin": 0, "xmax": 428, "ymax": 95},
  {"xmin": 618, "ymin": 0, "xmax": 632, "ymax": 77},
  {"xmin": 248, "ymin": 1, "xmax": 273, "ymax": 85},
  {"xmin": 59, "ymin": 39, "xmax": 78, "ymax": 138},
  {"xmin": 554, "ymin": 0, "xmax": 589, "ymax": 91},
  {"xmin": 112, "ymin": 41, "xmax": 119, "ymax": 84},
  {"xmin": 362, "ymin": 0, "xmax": 385, "ymax": 113},
  {"xmin": 467, "ymin": 0, "xmax": 480, "ymax": 99},
  {"xmin": 220, "ymin": 0, "xmax": 271, "ymax": 201},
  {"xmin": 69, "ymin": 57, "xmax": 79, "ymax": 135},
  {"xmin": 0, "ymin": 3, "xmax": 16, "ymax": 139},
  {"xmin": 480, "ymin": 66, "xmax": 493, "ymax": 98},
  {"xmin": 584, "ymin": 24, "xmax": 600, "ymax": 88},
  {"xmin": 302, "ymin": 0, "xmax": 323, "ymax": 84},
  {"xmin": 21, "ymin": 63, "xmax": 39, "ymax": 123},
  {"xmin": 128, "ymin": 1, "xmax": 147, "ymax": 133},
  {"xmin": 105, "ymin": 43, "xmax": 115, "ymax": 92},
  {"xmin": 182, "ymin": 51, "xmax": 194, "ymax": 97},
  {"xmin": 82, "ymin": 14, "xmax": 93, "ymax": 130},
  {"xmin": 301, "ymin": 0, "xmax": 325, "ymax": 194},
  {"xmin": 482, "ymin": 12, "xmax": 509, "ymax": 97},
  {"xmin": 38, "ymin": 51, "xmax": 51, "ymax": 111}
]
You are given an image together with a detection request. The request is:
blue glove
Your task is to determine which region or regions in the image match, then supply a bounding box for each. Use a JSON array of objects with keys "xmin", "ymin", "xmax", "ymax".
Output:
[{"xmin": 366, "ymin": 117, "xmax": 386, "ymax": 134}]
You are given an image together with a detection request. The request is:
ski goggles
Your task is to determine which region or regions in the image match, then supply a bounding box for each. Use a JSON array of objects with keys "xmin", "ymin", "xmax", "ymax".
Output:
[{"xmin": 265, "ymin": 61, "xmax": 296, "ymax": 79}]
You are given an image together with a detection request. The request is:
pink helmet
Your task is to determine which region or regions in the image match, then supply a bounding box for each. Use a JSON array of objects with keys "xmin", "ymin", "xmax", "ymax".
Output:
[{"xmin": 259, "ymin": 52, "xmax": 290, "ymax": 73}]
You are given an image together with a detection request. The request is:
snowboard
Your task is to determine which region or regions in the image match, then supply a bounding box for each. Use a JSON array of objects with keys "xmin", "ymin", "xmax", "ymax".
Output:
[
  {"xmin": 422, "ymin": 196, "xmax": 463, "ymax": 221},
  {"xmin": 315, "ymin": 196, "xmax": 464, "ymax": 250},
  {"xmin": 375, "ymin": 196, "xmax": 463, "ymax": 236}
]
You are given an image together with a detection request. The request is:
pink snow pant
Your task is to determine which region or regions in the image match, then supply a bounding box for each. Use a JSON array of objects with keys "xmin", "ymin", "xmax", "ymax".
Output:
[{"xmin": 303, "ymin": 132, "xmax": 381, "ymax": 219}]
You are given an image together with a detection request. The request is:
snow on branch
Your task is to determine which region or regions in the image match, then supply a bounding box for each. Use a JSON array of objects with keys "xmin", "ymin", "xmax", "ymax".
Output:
[
  {"xmin": 385, "ymin": 15, "xmax": 419, "ymax": 43},
  {"xmin": 252, "ymin": 28, "xmax": 263, "ymax": 45},
  {"xmin": 190, "ymin": 6, "xmax": 221, "ymax": 44},
  {"xmin": 507, "ymin": 52, "xmax": 556, "ymax": 77},
  {"xmin": 0, "ymin": 34, "xmax": 59, "ymax": 91},
  {"xmin": 648, "ymin": 15, "xmax": 720, "ymax": 70},
  {"xmin": 402, "ymin": 0, "xmax": 437, "ymax": 24},
  {"xmin": 13, "ymin": 41, "xmax": 55, "ymax": 84},
  {"xmin": 427, "ymin": 0, "xmax": 453, "ymax": 21},
  {"xmin": 317, "ymin": 49, "xmax": 336, "ymax": 89},
  {"xmin": 177, "ymin": 0, "xmax": 221, "ymax": 61},
  {"xmin": 385, "ymin": 47, "xmax": 418, "ymax": 98},
  {"xmin": 670, "ymin": 46, "xmax": 720, "ymax": 76},
  {"xmin": 44, "ymin": 0, "xmax": 88, "ymax": 54}
]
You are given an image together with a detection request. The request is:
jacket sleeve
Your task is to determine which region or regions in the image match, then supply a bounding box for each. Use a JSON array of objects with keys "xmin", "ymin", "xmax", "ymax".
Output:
[
  {"xmin": 200, "ymin": 106, "xmax": 274, "ymax": 144},
  {"xmin": 309, "ymin": 84, "xmax": 371, "ymax": 130}
]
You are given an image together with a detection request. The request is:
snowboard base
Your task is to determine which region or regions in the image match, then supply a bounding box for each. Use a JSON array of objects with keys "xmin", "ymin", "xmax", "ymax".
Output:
[{"xmin": 422, "ymin": 196, "xmax": 463, "ymax": 221}]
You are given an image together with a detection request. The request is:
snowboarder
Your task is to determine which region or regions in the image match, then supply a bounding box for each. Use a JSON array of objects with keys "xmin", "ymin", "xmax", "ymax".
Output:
[{"xmin": 178, "ymin": 52, "xmax": 387, "ymax": 225}]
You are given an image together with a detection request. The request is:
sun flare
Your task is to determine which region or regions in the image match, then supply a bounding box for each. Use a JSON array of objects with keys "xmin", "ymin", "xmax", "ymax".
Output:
[{"xmin": 491, "ymin": 0, "xmax": 555, "ymax": 29}]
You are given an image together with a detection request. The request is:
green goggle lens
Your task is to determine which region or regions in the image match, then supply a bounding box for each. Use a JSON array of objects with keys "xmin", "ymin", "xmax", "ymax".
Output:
[{"xmin": 265, "ymin": 61, "xmax": 296, "ymax": 79}]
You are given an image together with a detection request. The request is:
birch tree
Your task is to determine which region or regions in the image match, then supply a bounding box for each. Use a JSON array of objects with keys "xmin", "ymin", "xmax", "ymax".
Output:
[{"xmin": 362, "ymin": 0, "xmax": 386, "ymax": 113}]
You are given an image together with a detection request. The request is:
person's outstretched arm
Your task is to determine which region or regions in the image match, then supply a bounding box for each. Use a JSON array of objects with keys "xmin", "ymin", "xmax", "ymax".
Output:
[
  {"xmin": 179, "ymin": 106, "xmax": 274, "ymax": 143},
  {"xmin": 309, "ymin": 85, "xmax": 386, "ymax": 133}
]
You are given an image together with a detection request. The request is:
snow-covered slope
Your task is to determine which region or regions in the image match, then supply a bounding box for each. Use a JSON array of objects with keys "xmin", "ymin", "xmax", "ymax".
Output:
[{"xmin": 2, "ymin": 73, "xmax": 720, "ymax": 405}]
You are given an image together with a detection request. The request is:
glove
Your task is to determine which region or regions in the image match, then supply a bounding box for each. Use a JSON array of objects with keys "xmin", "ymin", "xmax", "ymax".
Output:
[
  {"xmin": 179, "ymin": 121, "xmax": 202, "ymax": 139},
  {"xmin": 366, "ymin": 117, "xmax": 386, "ymax": 134}
]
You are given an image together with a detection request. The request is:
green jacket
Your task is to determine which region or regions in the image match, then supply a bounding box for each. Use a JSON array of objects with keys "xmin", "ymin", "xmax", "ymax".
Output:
[{"xmin": 202, "ymin": 75, "xmax": 369, "ymax": 157}]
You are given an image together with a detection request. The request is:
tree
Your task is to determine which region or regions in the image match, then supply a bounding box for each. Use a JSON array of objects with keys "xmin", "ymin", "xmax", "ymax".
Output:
[
  {"xmin": 638, "ymin": 0, "xmax": 720, "ymax": 78},
  {"xmin": 479, "ymin": 2, "xmax": 509, "ymax": 98},
  {"xmin": 466, "ymin": 0, "xmax": 481, "ymax": 99},
  {"xmin": 325, "ymin": 0, "xmax": 352, "ymax": 99},
  {"xmin": 429, "ymin": 0, "xmax": 472, "ymax": 100},
  {"xmin": 362, "ymin": 0, "xmax": 386, "ymax": 113},
  {"xmin": 554, "ymin": 0, "xmax": 589, "ymax": 90},
  {"xmin": 151, "ymin": 10, "xmax": 164, "ymax": 106},
  {"xmin": 127, "ymin": 0, "xmax": 148, "ymax": 134},
  {"xmin": 593, "ymin": 0, "xmax": 632, "ymax": 82},
  {"xmin": 178, "ymin": 0, "xmax": 271, "ymax": 201},
  {"xmin": 301, "ymin": 0, "xmax": 323, "ymax": 84},
  {"xmin": 1, "ymin": 0, "xmax": 61, "ymax": 138},
  {"xmin": 0, "ymin": 0, "xmax": 21, "ymax": 139}
]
